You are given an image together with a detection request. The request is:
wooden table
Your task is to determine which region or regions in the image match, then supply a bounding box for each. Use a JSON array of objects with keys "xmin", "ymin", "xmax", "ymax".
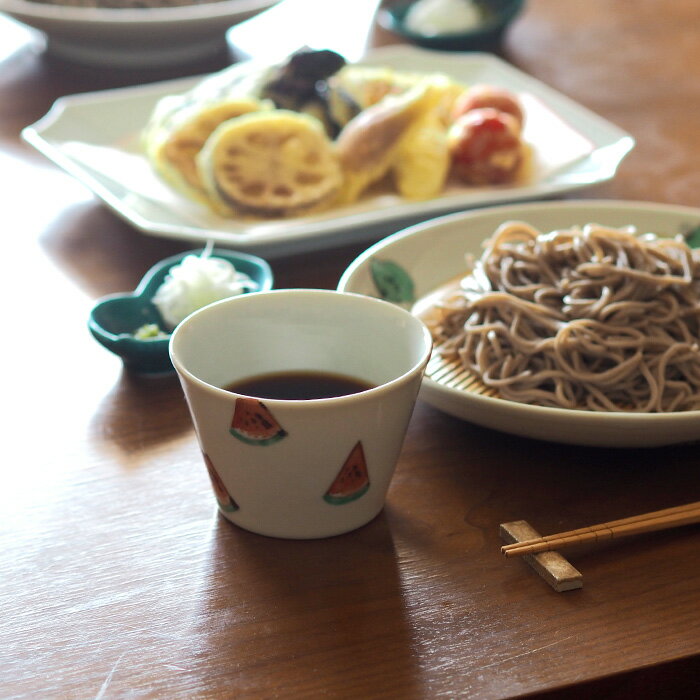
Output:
[{"xmin": 2, "ymin": 1, "xmax": 699, "ymax": 697}]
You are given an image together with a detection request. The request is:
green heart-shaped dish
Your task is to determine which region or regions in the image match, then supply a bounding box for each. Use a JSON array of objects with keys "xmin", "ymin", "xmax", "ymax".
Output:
[{"xmin": 89, "ymin": 248, "xmax": 273, "ymax": 375}]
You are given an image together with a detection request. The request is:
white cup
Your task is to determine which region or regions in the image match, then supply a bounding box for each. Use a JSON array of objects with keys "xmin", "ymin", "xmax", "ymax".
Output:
[{"xmin": 170, "ymin": 289, "xmax": 431, "ymax": 539}]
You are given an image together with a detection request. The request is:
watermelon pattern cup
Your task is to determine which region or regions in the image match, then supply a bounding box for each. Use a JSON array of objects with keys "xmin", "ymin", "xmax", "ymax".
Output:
[{"xmin": 170, "ymin": 288, "xmax": 432, "ymax": 539}]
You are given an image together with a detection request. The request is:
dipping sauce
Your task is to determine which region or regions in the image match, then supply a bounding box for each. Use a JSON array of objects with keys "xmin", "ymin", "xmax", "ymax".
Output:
[{"xmin": 223, "ymin": 370, "xmax": 375, "ymax": 400}]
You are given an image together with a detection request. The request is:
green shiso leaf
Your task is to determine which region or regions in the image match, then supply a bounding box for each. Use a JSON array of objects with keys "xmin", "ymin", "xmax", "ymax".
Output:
[
  {"xmin": 370, "ymin": 258, "xmax": 415, "ymax": 304},
  {"xmin": 685, "ymin": 225, "xmax": 700, "ymax": 249}
]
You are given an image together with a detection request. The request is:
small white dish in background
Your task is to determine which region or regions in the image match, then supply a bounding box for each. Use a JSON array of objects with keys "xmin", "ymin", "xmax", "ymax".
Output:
[
  {"xmin": 0, "ymin": 0, "xmax": 278, "ymax": 67},
  {"xmin": 338, "ymin": 199, "xmax": 700, "ymax": 448},
  {"xmin": 379, "ymin": 0, "xmax": 525, "ymax": 52},
  {"xmin": 21, "ymin": 45, "xmax": 634, "ymax": 257}
]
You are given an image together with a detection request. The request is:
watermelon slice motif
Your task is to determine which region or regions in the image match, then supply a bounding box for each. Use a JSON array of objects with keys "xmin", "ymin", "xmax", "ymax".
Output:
[
  {"xmin": 203, "ymin": 453, "xmax": 239, "ymax": 513},
  {"xmin": 324, "ymin": 441, "xmax": 370, "ymax": 505},
  {"xmin": 230, "ymin": 397, "xmax": 287, "ymax": 446}
]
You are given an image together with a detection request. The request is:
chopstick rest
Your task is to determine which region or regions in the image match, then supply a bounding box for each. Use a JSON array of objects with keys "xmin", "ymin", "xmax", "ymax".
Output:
[{"xmin": 500, "ymin": 520, "xmax": 583, "ymax": 592}]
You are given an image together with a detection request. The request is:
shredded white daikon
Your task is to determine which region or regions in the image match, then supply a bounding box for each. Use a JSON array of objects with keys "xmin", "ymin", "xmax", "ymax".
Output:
[{"xmin": 153, "ymin": 247, "xmax": 258, "ymax": 329}]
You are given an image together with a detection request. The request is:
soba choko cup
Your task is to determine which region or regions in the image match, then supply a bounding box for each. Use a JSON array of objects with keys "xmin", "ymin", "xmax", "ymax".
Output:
[{"xmin": 170, "ymin": 289, "xmax": 432, "ymax": 539}]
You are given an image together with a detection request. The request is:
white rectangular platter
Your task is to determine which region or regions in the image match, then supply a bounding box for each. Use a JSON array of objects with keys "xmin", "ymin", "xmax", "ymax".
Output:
[{"xmin": 22, "ymin": 45, "xmax": 634, "ymax": 257}]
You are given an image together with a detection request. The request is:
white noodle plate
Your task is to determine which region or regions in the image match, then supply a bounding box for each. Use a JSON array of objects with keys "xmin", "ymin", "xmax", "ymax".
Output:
[{"xmin": 338, "ymin": 200, "xmax": 700, "ymax": 447}]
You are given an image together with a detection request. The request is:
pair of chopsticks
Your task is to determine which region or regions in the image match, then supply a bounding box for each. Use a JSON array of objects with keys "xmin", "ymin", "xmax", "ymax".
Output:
[{"xmin": 502, "ymin": 501, "xmax": 700, "ymax": 558}]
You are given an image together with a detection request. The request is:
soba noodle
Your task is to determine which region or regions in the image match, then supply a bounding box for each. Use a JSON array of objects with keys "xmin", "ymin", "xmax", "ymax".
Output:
[{"xmin": 426, "ymin": 221, "xmax": 700, "ymax": 412}]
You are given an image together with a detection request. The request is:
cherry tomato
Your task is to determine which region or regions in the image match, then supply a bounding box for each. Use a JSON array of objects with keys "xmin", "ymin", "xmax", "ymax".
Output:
[
  {"xmin": 451, "ymin": 84, "xmax": 524, "ymax": 129},
  {"xmin": 448, "ymin": 108, "xmax": 523, "ymax": 185}
]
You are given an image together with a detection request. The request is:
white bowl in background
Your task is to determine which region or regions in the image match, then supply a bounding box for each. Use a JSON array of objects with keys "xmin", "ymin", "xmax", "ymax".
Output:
[{"xmin": 0, "ymin": 0, "xmax": 278, "ymax": 67}]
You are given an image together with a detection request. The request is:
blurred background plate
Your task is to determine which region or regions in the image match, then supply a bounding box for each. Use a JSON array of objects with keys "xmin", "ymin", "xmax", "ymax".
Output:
[
  {"xmin": 0, "ymin": 0, "xmax": 278, "ymax": 66},
  {"xmin": 338, "ymin": 199, "xmax": 700, "ymax": 447}
]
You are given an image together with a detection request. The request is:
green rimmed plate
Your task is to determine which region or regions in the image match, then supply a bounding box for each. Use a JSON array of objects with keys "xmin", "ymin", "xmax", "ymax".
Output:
[{"xmin": 338, "ymin": 199, "xmax": 700, "ymax": 447}]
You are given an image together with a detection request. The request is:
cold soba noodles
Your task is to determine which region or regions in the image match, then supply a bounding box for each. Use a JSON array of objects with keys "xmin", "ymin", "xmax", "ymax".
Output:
[{"xmin": 423, "ymin": 221, "xmax": 700, "ymax": 412}]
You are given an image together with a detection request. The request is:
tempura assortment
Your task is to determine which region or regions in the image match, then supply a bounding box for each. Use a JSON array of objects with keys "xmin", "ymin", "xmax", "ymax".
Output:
[{"xmin": 142, "ymin": 48, "xmax": 529, "ymax": 219}]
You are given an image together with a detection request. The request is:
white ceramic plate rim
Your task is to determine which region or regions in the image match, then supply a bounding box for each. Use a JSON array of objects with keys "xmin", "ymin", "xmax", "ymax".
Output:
[
  {"xmin": 0, "ymin": 0, "xmax": 275, "ymax": 24},
  {"xmin": 338, "ymin": 199, "xmax": 700, "ymax": 447},
  {"xmin": 22, "ymin": 45, "xmax": 634, "ymax": 256}
]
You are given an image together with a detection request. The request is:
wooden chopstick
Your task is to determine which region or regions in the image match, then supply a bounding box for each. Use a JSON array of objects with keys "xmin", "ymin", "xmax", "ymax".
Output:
[{"xmin": 501, "ymin": 501, "xmax": 700, "ymax": 558}]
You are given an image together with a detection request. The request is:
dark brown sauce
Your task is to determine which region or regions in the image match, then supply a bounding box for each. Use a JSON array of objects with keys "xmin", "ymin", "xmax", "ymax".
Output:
[{"xmin": 223, "ymin": 370, "xmax": 375, "ymax": 400}]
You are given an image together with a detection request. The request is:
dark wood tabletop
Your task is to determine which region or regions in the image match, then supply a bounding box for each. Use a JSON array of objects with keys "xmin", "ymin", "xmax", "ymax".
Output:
[{"xmin": 2, "ymin": 1, "xmax": 699, "ymax": 698}]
